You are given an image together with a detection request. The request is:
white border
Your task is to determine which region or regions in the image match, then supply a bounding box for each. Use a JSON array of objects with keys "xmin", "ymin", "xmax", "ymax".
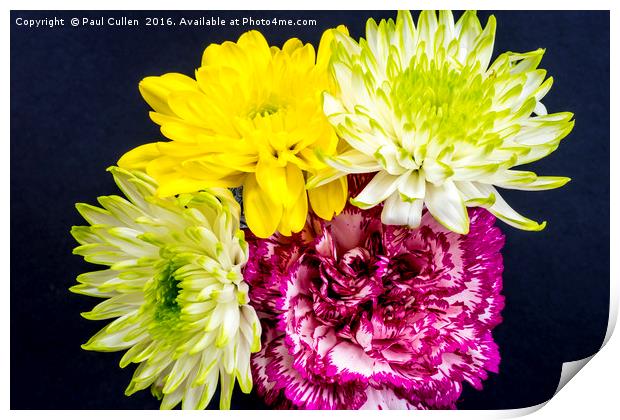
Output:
[
  {"xmin": 3, "ymin": 1, "xmax": 617, "ymax": 418},
  {"xmin": 0, "ymin": 0, "xmax": 616, "ymax": 10}
]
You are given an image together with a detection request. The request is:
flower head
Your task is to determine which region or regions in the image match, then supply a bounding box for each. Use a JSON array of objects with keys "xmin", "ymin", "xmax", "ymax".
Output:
[
  {"xmin": 244, "ymin": 185, "xmax": 505, "ymax": 409},
  {"xmin": 118, "ymin": 28, "xmax": 350, "ymax": 238},
  {"xmin": 309, "ymin": 10, "xmax": 574, "ymax": 234},
  {"xmin": 70, "ymin": 167, "xmax": 261, "ymax": 409}
]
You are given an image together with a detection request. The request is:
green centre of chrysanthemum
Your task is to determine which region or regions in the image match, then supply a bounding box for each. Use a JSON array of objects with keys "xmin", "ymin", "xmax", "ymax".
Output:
[
  {"xmin": 391, "ymin": 59, "xmax": 497, "ymax": 147},
  {"xmin": 151, "ymin": 263, "xmax": 182, "ymax": 328}
]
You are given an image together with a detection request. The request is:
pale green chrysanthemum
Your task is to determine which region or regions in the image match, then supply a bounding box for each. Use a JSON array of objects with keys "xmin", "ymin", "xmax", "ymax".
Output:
[
  {"xmin": 70, "ymin": 167, "xmax": 261, "ymax": 410},
  {"xmin": 309, "ymin": 10, "xmax": 574, "ymax": 234}
]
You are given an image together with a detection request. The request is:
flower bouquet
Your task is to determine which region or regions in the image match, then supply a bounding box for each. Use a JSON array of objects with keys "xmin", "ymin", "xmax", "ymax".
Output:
[{"xmin": 71, "ymin": 10, "xmax": 573, "ymax": 410}]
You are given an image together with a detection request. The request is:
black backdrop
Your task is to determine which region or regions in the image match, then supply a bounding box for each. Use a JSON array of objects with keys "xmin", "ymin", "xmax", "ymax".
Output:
[{"xmin": 10, "ymin": 10, "xmax": 610, "ymax": 410}]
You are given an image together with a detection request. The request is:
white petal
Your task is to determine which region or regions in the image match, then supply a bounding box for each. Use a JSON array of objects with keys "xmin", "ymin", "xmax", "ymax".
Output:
[
  {"xmin": 235, "ymin": 339, "xmax": 252, "ymax": 393},
  {"xmin": 323, "ymin": 149, "xmax": 383, "ymax": 174},
  {"xmin": 81, "ymin": 322, "xmax": 146, "ymax": 351},
  {"xmin": 322, "ymin": 92, "xmax": 346, "ymax": 117},
  {"xmin": 452, "ymin": 162, "xmax": 501, "ymax": 182},
  {"xmin": 471, "ymin": 183, "xmax": 546, "ymax": 231},
  {"xmin": 534, "ymin": 77, "xmax": 554, "ymax": 102},
  {"xmin": 305, "ymin": 167, "xmax": 347, "ymax": 189},
  {"xmin": 512, "ymin": 122, "xmax": 573, "ymax": 146},
  {"xmin": 338, "ymin": 124, "xmax": 392, "ymax": 157},
  {"xmin": 375, "ymin": 144, "xmax": 408, "ymax": 175},
  {"xmin": 438, "ymin": 10, "xmax": 456, "ymax": 46},
  {"xmin": 422, "ymin": 158, "xmax": 454, "ymax": 185},
  {"xmin": 218, "ymin": 368, "xmax": 234, "ymax": 410},
  {"xmin": 109, "ymin": 167, "xmax": 157, "ymax": 211},
  {"xmin": 163, "ymin": 354, "xmax": 200, "ymax": 394},
  {"xmin": 417, "ymin": 11, "xmax": 439, "ymax": 58},
  {"xmin": 479, "ymin": 169, "xmax": 538, "ymax": 187},
  {"xmin": 455, "ymin": 11, "xmax": 482, "ymax": 63},
  {"xmin": 161, "ymin": 383, "xmax": 185, "ymax": 410},
  {"xmin": 495, "ymin": 175, "xmax": 570, "ymax": 191},
  {"xmin": 472, "ymin": 16, "xmax": 496, "ymax": 71},
  {"xmin": 182, "ymin": 383, "xmax": 206, "ymax": 410},
  {"xmin": 518, "ymin": 70, "xmax": 546, "ymax": 104},
  {"xmin": 216, "ymin": 302, "xmax": 240, "ymax": 347},
  {"xmin": 534, "ymin": 101, "xmax": 548, "ymax": 116},
  {"xmin": 381, "ymin": 192, "xmax": 423, "ymax": 228},
  {"xmin": 425, "ymin": 180, "xmax": 469, "ymax": 234},
  {"xmin": 398, "ymin": 169, "xmax": 426, "ymax": 199},
  {"xmin": 455, "ymin": 180, "xmax": 496, "ymax": 207},
  {"xmin": 396, "ymin": 10, "xmax": 417, "ymax": 65},
  {"xmin": 350, "ymin": 171, "xmax": 403, "ymax": 209}
]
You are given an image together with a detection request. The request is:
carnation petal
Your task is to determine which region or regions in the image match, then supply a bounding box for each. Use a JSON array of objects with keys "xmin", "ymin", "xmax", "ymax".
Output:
[{"xmin": 361, "ymin": 387, "xmax": 419, "ymax": 410}]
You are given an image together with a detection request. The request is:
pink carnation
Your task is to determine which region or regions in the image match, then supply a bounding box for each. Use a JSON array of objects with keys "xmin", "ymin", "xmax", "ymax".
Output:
[{"xmin": 244, "ymin": 191, "xmax": 505, "ymax": 409}]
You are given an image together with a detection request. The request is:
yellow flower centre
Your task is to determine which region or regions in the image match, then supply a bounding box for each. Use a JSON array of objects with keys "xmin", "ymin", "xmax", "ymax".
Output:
[{"xmin": 248, "ymin": 102, "xmax": 281, "ymax": 119}]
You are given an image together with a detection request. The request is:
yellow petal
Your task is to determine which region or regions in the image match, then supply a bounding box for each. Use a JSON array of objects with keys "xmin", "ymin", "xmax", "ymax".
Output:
[
  {"xmin": 278, "ymin": 165, "xmax": 308, "ymax": 235},
  {"xmin": 255, "ymin": 156, "xmax": 287, "ymax": 205},
  {"xmin": 155, "ymin": 141, "xmax": 204, "ymax": 157},
  {"xmin": 236, "ymin": 31, "xmax": 272, "ymax": 69},
  {"xmin": 118, "ymin": 143, "xmax": 161, "ymax": 170},
  {"xmin": 290, "ymin": 43, "xmax": 316, "ymax": 69},
  {"xmin": 316, "ymin": 25, "xmax": 350, "ymax": 70},
  {"xmin": 167, "ymin": 91, "xmax": 213, "ymax": 127},
  {"xmin": 283, "ymin": 164, "xmax": 306, "ymax": 208},
  {"xmin": 160, "ymin": 120, "xmax": 214, "ymax": 143},
  {"xmin": 281, "ymin": 38, "xmax": 304, "ymax": 55},
  {"xmin": 145, "ymin": 155, "xmax": 180, "ymax": 179},
  {"xmin": 243, "ymin": 174, "xmax": 283, "ymax": 238},
  {"xmin": 139, "ymin": 73, "xmax": 200, "ymax": 115},
  {"xmin": 180, "ymin": 158, "xmax": 239, "ymax": 180},
  {"xmin": 201, "ymin": 41, "xmax": 242, "ymax": 68},
  {"xmin": 278, "ymin": 186, "xmax": 308, "ymax": 236},
  {"xmin": 156, "ymin": 172, "xmax": 245, "ymax": 197},
  {"xmin": 259, "ymin": 164, "xmax": 307, "ymax": 236},
  {"xmin": 308, "ymin": 176, "xmax": 347, "ymax": 220},
  {"xmin": 182, "ymin": 153, "xmax": 258, "ymax": 174}
]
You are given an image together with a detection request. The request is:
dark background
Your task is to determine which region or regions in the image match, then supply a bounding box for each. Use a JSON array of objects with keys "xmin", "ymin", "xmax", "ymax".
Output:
[{"xmin": 10, "ymin": 10, "xmax": 610, "ymax": 410}]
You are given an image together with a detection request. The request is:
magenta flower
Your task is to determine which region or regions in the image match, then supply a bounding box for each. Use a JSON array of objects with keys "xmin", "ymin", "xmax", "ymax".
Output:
[{"xmin": 244, "ymin": 192, "xmax": 505, "ymax": 409}]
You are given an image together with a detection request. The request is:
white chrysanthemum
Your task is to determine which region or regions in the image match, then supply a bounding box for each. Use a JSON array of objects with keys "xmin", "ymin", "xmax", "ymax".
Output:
[
  {"xmin": 71, "ymin": 167, "xmax": 261, "ymax": 410},
  {"xmin": 309, "ymin": 10, "xmax": 574, "ymax": 233}
]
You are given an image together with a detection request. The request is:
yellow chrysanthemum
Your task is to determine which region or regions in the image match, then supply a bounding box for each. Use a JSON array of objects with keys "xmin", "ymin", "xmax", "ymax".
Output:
[{"xmin": 119, "ymin": 28, "xmax": 349, "ymax": 238}]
